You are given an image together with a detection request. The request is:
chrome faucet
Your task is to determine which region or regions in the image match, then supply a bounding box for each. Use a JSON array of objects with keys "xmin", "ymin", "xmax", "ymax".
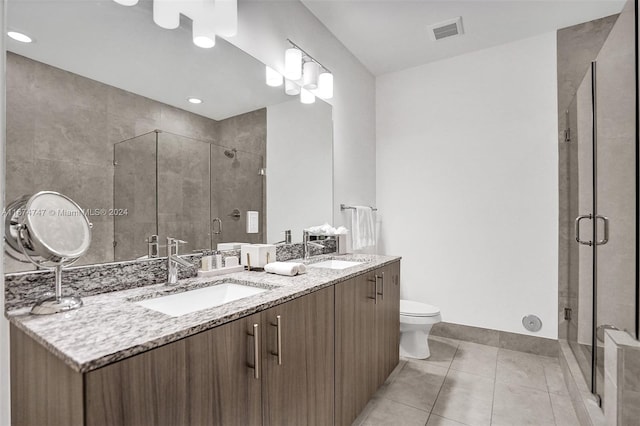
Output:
[
  {"xmin": 275, "ymin": 229, "xmax": 292, "ymax": 245},
  {"xmin": 167, "ymin": 237, "xmax": 192, "ymax": 285},
  {"xmin": 146, "ymin": 234, "xmax": 160, "ymax": 258},
  {"xmin": 302, "ymin": 230, "xmax": 324, "ymax": 261}
]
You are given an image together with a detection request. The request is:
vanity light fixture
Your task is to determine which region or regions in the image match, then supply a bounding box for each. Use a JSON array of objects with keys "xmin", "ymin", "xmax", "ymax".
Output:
[
  {"xmin": 7, "ymin": 31, "xmax": 33, "ymax": 43},
  {"xmin": 266, "ymin": 66, "xmax": 284, "ymax": 87},
  {"xmin": 277, "ymin": 39, "xmax": 333, "ymax": 102},
  {"xmin": 188, "ymin": 97, "xmax": 203, "ymax": 104},
  {"xmin": 300, "ymin": 88, "xmax": 315, "ymax": 104},
  {"xmin": 112, "ymin": 0, "xmax": 237, "ymax": 49}
]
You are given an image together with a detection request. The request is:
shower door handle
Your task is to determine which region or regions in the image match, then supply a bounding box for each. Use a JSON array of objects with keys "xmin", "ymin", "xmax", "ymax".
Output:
[
  {"xmin": 595, "ymin": 215, "xmax": 609, "ymax": 245},
  {"xmin": 575, "ymin": 214, "xmax": 593, "ymax": 246}
]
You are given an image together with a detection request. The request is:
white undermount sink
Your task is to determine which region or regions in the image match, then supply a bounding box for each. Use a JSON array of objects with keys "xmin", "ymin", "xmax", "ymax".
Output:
[
  {"xmin": 308, "ymin": 260, "xmax": 363, "ymax": 270},
  {"xmin": 135, "ymin": 282, "xmax": 267, "ymax": 317}
]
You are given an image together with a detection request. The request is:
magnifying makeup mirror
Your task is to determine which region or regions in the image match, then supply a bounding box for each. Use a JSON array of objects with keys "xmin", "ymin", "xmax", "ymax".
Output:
[{"xmin": 5, "ymin": 191, "xmax": 92, "ymax": 314}]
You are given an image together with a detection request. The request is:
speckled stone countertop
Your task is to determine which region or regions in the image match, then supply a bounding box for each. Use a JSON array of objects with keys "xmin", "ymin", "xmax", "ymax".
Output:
[{"xmin": 6, "ymin": 253, "xmax": 400, "ymax": 374}]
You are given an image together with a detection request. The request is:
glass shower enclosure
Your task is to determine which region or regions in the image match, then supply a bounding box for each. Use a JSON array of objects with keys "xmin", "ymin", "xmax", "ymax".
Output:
[
  {"xmin": 113, "ymin": 130, "xmax": 264, "ymax": 261},
  {"xmin": 565, "ymin": 0, "xmax": 638, "ymax": 407}
]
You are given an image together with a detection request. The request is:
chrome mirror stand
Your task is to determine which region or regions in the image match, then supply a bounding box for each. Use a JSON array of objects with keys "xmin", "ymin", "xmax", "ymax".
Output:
[{"xmin": 5, "ymin": 191, "xmax": 92, "ymax": 315}]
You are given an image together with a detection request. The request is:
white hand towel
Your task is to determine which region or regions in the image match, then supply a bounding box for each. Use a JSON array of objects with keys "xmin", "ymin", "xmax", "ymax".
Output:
[
  {"xmin": 264, "ymin": 262, "xmax": 305, "ymax": 276},
  {"xmin": 351, "ymin": 206, "xmax": 375, "ymax": 250}
]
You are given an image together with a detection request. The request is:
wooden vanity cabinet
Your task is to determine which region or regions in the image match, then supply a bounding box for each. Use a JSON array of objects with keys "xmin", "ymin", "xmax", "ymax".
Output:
[
  {"xmin": 11, "ymin": 261, "xmax": 398, "ymax": 426},
  {"xmin": 86, "ymin": 286, "xmax": 335, "ymax": 426},
  {"xmin": 11, "ymin": 288, "xmax": 334, "ymax": 426},
  {"xmin": 334, "ymin": 260, "xmax": 400, "ymax": 426}
]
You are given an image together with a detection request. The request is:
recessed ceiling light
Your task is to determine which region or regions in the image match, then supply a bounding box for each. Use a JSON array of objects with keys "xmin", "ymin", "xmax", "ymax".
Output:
[
  {"xmin": 188, "ymin": 97, "xmax": 203, "ymax": 104},
  {"xmin": 7, "ymin": 31, "xmax": 33, "ymax": 43}
]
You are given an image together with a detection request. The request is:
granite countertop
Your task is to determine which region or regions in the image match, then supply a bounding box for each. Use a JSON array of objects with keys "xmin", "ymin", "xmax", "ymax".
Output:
[{"xmin": 6, "ymin": 253, "xmax": 400, "ymax": 373}]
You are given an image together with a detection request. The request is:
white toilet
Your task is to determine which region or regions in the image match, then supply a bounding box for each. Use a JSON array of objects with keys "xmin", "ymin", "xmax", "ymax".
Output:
[{"xmin": 399, "ymin": 299, "xmax": 441, "ymax": 359}]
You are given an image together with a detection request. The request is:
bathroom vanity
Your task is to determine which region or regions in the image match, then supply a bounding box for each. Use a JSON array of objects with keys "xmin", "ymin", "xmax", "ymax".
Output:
[{"xmin": 8, "ymin": 255, "xmax": 400, "ymax": 426}]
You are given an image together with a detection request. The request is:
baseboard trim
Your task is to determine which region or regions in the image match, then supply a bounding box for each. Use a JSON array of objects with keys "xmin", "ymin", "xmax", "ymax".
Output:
[{"xmin": 431, "ymin": 322, "xmax": 559, "ymax": 357}]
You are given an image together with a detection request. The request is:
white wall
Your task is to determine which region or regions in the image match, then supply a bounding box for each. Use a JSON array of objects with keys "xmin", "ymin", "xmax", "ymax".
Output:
[
  {"xmin": 227, "ymin": 0, "xmax": 377, "ymax": 229},
  {"xmin": 266, "ymin": 99, "xmax": 333, "ymax": 243},
  {"xmin": 376, "ymin": 32, "xmax": 559, "ymax": 338}
]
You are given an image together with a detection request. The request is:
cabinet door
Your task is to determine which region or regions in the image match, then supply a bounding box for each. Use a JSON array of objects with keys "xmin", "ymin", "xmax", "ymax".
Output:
[
  {"xmin": 85, "ymin": 313, "xmax": 262, "ymax": 426},
  {"xmin": 380, "ymin": 261, "xmax": 401, "ymax": 379},
  {"xmin": 335, "ymin": 272, "xmax": 378, "ymax": 426},
  {"xmin": 186, "ymin": 313, "xmax": 263, "ymax": 426},
  {"xmin": 372, "ymin": 262, "xmax": 400, "ymax": 388},
  {"xmin": 262, "ymin": 287, "xmax": 335, "ymax": 426}
]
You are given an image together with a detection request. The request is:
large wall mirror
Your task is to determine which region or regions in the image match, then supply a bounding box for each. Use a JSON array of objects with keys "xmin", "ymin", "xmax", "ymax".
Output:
[{"xmin": 5, "ymin": 0, "xmax": 334, "ymax": 272}]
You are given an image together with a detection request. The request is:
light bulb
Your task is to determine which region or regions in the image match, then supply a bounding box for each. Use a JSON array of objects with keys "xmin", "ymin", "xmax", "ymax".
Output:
[
  {"xmin": 266, "ymin": 66, "xmax": 284, "ymax": 87},
  {"xmin": 7, "ymin": 31, "xmax": 32, "ymax": 43},
  {"xmin": 215, "ymin": 0, "xmax": 238, "ymax": 37},
  {"xmin": 284, "ymin": 48, "xmax": 302, "ymax": 81},
  {"xmin": 192, "ymin": 16, "xmax": 215, "ymax": 48},
  {"xmin": 303, "ymin": 61, "xmax": 319, "ymax": 90},
  {"xmin": 113, "ymin": 0, "xmax": 139, "ymax": 5},
  {"xmin": 285, "ymin": 79, "xmax": 301, "ymax": 96},
  {"xmin": 316, "ymin": 72, "xmax": 333, "ymax": 99},
  {"xmin": 300, "ymin": 88, "xmax": 315, "ymax": 104},
  {"xmin": 153, "ymin": 0, "xmax": 180, "ymax": 29}
]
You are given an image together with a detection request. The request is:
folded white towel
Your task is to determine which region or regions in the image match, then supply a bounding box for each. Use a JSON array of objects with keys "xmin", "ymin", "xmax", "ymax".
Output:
[
  {"xmin": 264, "ymin": 262, "xmax": 306, "ymax": 276},
  {"xmin": 351, "ymin": 206, "xmax": 375, "ymax": 250}
]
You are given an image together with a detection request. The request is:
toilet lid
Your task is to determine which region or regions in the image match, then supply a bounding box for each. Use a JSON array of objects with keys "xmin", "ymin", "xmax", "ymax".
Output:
[{"xmin": 400, "ymin": 299, "xmax": 440, "ymax": 317}]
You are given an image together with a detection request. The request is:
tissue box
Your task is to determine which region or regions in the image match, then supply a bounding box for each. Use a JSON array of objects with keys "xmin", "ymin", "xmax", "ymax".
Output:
[
  {"xmin": 241, "ymin": 244, "xmax": 276, "ymax": 268},
  {"xmin": 217, "ymin": 242, "xmax": 248, "ymax": 251}
]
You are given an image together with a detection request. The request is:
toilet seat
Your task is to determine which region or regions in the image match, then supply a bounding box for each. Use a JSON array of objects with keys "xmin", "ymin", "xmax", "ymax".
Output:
[{"xmin": 400, "ymin": 299, "xmax": 440, "ymax": 317}]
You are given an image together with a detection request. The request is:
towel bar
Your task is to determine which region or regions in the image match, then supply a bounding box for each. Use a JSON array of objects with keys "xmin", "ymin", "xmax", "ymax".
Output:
[{"xmin": 340, "ymin": 204, "xmax": 378, "ymax": 211}]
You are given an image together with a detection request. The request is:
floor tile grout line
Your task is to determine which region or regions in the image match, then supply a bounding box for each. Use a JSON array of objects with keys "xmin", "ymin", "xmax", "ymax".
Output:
[
  {"xmin": 489, "ymin": 347, "xmax": 499, "ymax": 425},
  {"xmin": 547, "ymin": 390, "xmax": 559, "ymax": 426},
  {"xmin": 424, "ymin": 341, "xmax": 460, "ymax": 426}
]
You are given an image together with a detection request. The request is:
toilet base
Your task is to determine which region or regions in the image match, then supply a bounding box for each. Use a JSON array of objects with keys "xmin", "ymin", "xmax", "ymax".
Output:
[{"xmin": 399, "ymin": 327, "xmax": 432, "ymax": 359}]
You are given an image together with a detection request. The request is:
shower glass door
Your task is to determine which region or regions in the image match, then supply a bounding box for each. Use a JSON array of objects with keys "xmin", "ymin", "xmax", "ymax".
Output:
[
  {"xmin": 113, "ymin": 131, "xmax": 158, "ymax": 261},
  {"xmin": 568, "ymin": 0, "xmax": 637, "ymax": 405},
  {"xmin": 592, "ymin": 0, "xmax": 637, "ymax": 402}
]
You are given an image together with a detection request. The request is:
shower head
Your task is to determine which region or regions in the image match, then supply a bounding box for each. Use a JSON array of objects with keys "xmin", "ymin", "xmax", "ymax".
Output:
[{"xmin": 224, "ymin": 148, "xmax": 237, "ymax": 159}]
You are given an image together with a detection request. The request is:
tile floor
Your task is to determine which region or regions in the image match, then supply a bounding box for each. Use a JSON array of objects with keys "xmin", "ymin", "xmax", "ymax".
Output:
[{"xmin": 353, "ymin": 336, "xmax": 581, "ymax": 426}]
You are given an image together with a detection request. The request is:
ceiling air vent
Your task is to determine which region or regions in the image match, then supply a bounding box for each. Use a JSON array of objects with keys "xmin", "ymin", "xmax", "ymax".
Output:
[{"xmin": 428, "ymin": 17, "xmax": 464, "ymax": 41}]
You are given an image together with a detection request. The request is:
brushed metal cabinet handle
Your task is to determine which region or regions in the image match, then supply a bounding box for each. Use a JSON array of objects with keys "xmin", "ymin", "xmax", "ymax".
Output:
[
  {"xmin": 376, "ymin": 272, "xmax": 385, "ymax": 300},
  {"xmin": 367, "ymin": 277, "xmax": 377, "ymax": 304},
  {"xmin": 248, "ymin": 323, "xmax": 260, "ymax": 379},
  {"xmin": 271, "ymin": 315, "xmax": 282, "ymax": 365}
]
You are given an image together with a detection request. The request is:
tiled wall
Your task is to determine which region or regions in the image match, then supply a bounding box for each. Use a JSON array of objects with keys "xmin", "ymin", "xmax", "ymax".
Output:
[
  {"xmin": 604, "ymin": 330, "xmax": 640, "ymax": 425},
  {"xmin": 212, "ymin": 109, "xmax": 267, "ymax": 247},
  {"xmin": 6, "ymin": 52, "xmax": 266, "ymax": 271}
]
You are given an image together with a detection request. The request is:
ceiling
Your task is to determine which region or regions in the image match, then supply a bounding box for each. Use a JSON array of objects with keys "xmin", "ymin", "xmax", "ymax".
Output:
[
  {"xmin": 7, "ymin": 0, "xmax": 291, "ymax": 121},
  {"xmin": 301, "ymin": 0, "xmax": 627, "ymax": 76}
]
